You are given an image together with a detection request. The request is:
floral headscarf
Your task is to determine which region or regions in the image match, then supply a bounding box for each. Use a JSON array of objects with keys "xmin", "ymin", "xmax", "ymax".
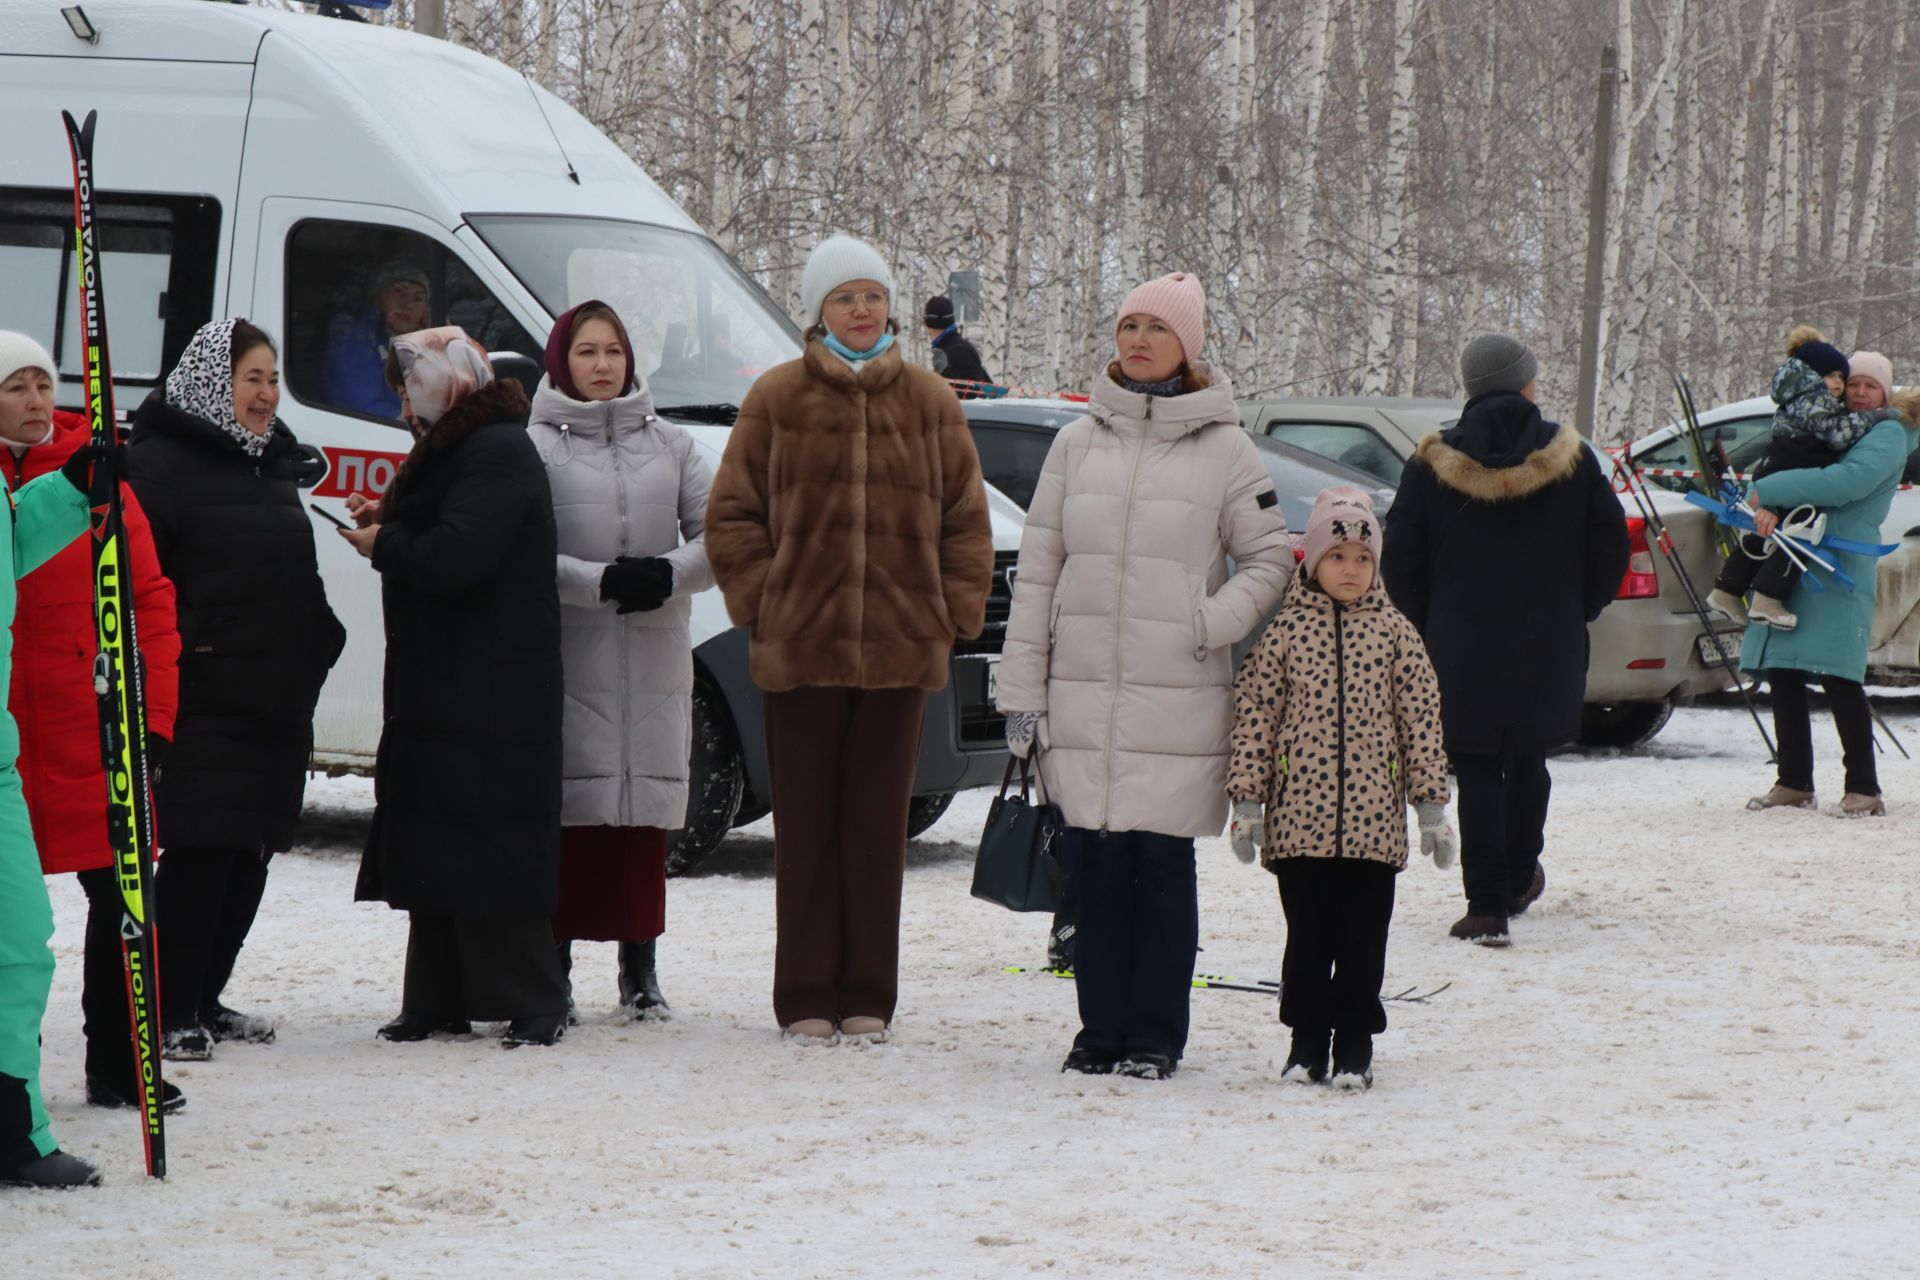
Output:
[
  {"xmin": 392, "ymin": 326, "xmax": 494, "ymax": 426},
  {"xmin": 164, "ymin": 318, "xmax": 270, "ymax": 457}
]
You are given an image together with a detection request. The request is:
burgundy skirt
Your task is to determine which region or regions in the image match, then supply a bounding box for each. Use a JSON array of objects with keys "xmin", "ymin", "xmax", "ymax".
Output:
[{"xmin": 550, "ymin": 825, "xmax": 668, "ymax": 942}]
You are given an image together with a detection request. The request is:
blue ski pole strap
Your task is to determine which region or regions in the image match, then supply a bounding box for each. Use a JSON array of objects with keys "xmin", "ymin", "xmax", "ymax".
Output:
[{"xmin": 1683, "ymin": 491, "xmax": 1898, "ymax": 557}]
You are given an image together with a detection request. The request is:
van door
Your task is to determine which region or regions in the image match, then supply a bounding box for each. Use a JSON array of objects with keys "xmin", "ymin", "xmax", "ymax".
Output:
[{"xmin": 247, "ymin": 197, "xmax": 548, "ymax": 769}]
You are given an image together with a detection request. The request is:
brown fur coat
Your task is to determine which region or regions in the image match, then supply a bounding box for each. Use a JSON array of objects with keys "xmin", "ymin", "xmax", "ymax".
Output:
[{"xmin": 706, "ymin": 339, "xmax": 994, "ymax": 692}]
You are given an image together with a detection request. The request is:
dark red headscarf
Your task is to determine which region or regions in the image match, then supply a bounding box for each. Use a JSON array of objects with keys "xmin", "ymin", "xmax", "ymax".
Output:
[{"xmin": 545, "ymin": 299, "xmax": 638, "ymax": 401}]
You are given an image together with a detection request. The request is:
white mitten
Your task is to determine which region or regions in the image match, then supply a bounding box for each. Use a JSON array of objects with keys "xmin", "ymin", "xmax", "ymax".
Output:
[
  {"xmin": 1004, "ymin": 711, "xmax": 1041, "ymax": 760},
  {"xmin": 1228, "ymin": 799, "xmax": 1264, "ymax": 865},
  {"xmin": 1417, "ymin": 803, "xmax": 1456, "ymax": 870}
]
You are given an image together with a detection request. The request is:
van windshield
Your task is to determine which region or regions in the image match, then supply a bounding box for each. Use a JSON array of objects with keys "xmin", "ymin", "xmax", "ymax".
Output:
[{"xmin": 469, "ymin": 215, "xmax": 800, "ymax": 414}]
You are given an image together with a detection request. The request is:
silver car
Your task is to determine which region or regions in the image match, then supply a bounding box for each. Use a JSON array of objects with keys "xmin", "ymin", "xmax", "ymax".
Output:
[{"xmin": 1241, "ymin": 397, "xmax": 1744, "ymax": 747}]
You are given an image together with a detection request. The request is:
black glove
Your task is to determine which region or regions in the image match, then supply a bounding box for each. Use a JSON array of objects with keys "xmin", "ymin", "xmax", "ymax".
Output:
[
  {"xmin": 60, "ymin": 441, "xmax": 129, "ymax": 495},
  {"xmin": 599, "ymin": 557, "xmax": 674, "ymax": 614}
]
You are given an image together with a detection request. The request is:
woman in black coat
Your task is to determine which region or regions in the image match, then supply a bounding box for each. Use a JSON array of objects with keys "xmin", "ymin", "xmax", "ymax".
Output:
[
  {"xmin": 341, "ymin": 326, "xmax": 569, "ymax": 1049},
  {"xmin": 1381, "ymin": 335, "xmax": 1628, "ymax": 948},
  {"xmin": 127, "ymin": 318, "xmax": 345, "ymax": 1060}
]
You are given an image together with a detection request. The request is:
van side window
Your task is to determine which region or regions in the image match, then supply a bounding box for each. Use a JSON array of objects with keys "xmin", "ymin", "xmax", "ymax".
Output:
[
  {"xmin": 0, "ymin": 186, "xmax": 220, "ymax": 407},
  {"xmin": 285, "ymin": 221, "xmax": 540, "ymax": 425}
]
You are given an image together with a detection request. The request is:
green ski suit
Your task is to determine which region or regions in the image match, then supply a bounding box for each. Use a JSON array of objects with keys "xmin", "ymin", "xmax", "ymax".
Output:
[{"xmin": 0, "ymin": 468, "xmax": 91, "ymax": 1164}]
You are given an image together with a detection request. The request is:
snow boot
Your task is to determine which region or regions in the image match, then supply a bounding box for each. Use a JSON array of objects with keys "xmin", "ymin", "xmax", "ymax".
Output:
[
  {"xmin": 556, "ymin": 941, "xmax": 578, "ymax": 1027},
  {"xmin": 840, "ymin": 1016, "xmax": 890, "ymax": 1045},
  {"xmin": 0, "ymin": 1149, "xmax": 101, "ymax": 1189},
  {"xmin": 1449, "ymin": 912, "xmax": 1510, "ymax": 947},
  {"xmin": 207, "ymin": 1004, "xmax": 276, "ymax": 1045},
  {"xmin": 162, "ymin": 1025, "xmax": 213, "ymax": 1062},
  {"xmin": 85, "ymin": 1076, "xmax": 186, "ymax": 1115},
  {"xmin": 1841, "ymin": 792, "xmax": 1887, "ymax": 818},
  {"xmin": 1330, "ymin": 1032, "xmax": 1374, "ymax": 1091},
  {"xmin": 1115, "ymin": 1051, "xmax": 1177, "ymax": 1080},
  {"xmin": 616, "ymin": 939, "xmax": 670, "ymax": 1020},
  {"xmin": 501, "ymin": 1013, "xmax": 566, "ymax": 1049},
  {"xmin": 1706, "ymin": 589, "xmax": 1749, "ymax": 624},
  {"xmin": 1508, "ymin": 863, "xmax": 1546, "ymax": 917},
  {"xmin": 1747, "ymin": 785, "xmax": 1817, "ymax": 812},
  {"xmin": 1280, "ymin": 1029, "xmax": 1330, "ymax": 1084},
  {"xmin": 1748, "ymin": 593, "xmax": 1798, "ymax": 630},
  {"xmin": 376, "ymin": 1013, "xmax": 473, "ymax": 1042},
  {"xmin": 782, "ymin": 1018, "xmax": 838, "ymax": 1046},
  {"xmin": 1061, "ymin": 1045, "xmax": 1117, "ymax": 1075}
]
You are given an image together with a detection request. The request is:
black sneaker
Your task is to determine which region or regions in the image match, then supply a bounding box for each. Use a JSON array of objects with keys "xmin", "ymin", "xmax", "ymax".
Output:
[
  {"xmin": 1061, "ymin": 1046, "xmax": 1117, "ymax": 1075},
  {"xmin": 376, "ymin": 1013, "xmax": 473, "ymax": 1042},
  {"xmin": 86, "ymin": 1076, "xmax": 186, "ymax": 1115},
  {"xmin": 1280, "ymin": 1029, "xmax": 1331, "ymax": 1084},
  {"xmin": 502, "ymin": 1014, "xmax": 566, "ymax": 1049},
  {"xmin": 0, "ymin": 1149, "xmax": 101, "ymax": 1189},
  {"xmin": 1330, "ymin": 1031, "xmax": 1373, "ymax": 1091},
  {"xmin": 207, "ymin": 1004, "xmax": 276, "ymax": 1045},
  {"xmin": 1114, "ymin": 1051, "xmax": 1177, "ymax": 1080}
]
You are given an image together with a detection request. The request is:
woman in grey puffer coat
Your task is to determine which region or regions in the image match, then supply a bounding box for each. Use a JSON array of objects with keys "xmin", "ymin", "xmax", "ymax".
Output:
[{"xmin": 528, "ymin": 300, "xmax": 713, "ymax": 1018}]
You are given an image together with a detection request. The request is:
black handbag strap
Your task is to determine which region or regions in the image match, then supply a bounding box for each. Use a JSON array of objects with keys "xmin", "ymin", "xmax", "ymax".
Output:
[{"xmin": 998, "ymin": 744, "xmax": 1043, "ymax": 803}]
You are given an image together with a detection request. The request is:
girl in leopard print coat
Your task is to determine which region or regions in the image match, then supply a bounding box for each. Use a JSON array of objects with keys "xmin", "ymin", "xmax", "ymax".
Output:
[{"xmin": 1226, "ymin": 486, "xmax": 1451, "ymax": 1089}]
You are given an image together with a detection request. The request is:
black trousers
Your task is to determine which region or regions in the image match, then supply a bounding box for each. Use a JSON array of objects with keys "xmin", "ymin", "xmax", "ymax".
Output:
[
  {"xmin": 1274, "ymin": 858, "xmax": 1398, "ymax": 1037},
  {"xmin": 402, "ymin": 911, "xmax": 569, "ymax": 1023},
  {"xmin": 1769, "ymin": 669, "xmax": 1879, "ymax": 796},
  {"xmin": 1065, "ymin": 827, "xmax": 1198, "ymax": 1062},
  {"xmin": 156, "ymin": 846, "xmax": 271, "ymax": 1031},
  {"xmin": 1715, "ymin": 531, "xmax": 1803, "ymax": 600},
  {"xmin": 1450, "ymin": 751, "xmax": 1551, "ymax": 918},
  {"xmin": 75, "ymin": 868, "xmax": 136, "ymax": 1088}
]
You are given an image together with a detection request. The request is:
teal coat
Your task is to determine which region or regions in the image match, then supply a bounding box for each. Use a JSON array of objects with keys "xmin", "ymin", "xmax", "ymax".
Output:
[
  {"xmin": 1740, "ymin": 418, "xmax": 1919, "ymax": 683},
  {"xmin": 0, "ymin": 467, "xmax": 93, "ymax": 1162}
]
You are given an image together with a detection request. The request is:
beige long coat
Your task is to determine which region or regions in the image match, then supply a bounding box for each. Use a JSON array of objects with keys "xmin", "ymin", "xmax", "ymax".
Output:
[{"xmin": 993, "ymin": 367, "xmax": 1292, "ymax": 837}]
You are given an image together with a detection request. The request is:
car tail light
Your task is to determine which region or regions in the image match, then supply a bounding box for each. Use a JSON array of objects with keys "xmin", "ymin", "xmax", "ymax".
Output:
[{"xmin": 1618, "ymin": 517, "xmax": 1659, "ymax": 598}]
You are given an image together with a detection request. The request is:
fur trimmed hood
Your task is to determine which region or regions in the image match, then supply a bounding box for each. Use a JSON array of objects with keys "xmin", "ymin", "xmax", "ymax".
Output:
[{"xmin": 1414, "ymin": 420, "xmax": 1583, "ymax": 502}]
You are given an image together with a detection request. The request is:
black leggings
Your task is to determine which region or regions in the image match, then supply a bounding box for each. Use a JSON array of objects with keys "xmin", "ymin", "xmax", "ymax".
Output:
[{"xmin": 1768, "ymin": 670, "xmax": 1878, "ymax": 797}]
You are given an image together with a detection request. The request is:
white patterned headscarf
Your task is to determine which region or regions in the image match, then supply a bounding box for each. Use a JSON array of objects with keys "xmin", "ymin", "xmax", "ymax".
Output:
[
  {"xmin": 391, "ymin": 326, "xmax": 494, "ymax": 426},
  {"xmin": 164, "ymin": 318, "xmax": 270, "ymax": 458}
]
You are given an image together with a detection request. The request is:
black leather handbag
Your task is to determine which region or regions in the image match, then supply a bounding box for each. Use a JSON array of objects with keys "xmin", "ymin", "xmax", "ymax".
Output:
[{"xmin": 971, "ymin": 750, "xmax": 1065, "ymax": 913}]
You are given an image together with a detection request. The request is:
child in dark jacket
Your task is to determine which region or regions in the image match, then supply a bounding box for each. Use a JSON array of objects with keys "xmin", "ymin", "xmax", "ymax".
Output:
[
  {"xmin": 1225, "ymin": 487, "xmax": 1453, "ymax": 1090},
  {"xmin": 1708, "ymin": 326, "xmax": 1901, "ymax": 629}
]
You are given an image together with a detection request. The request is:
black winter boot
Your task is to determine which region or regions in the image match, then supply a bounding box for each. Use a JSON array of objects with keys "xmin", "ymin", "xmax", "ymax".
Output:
[
  {"xmin": 0, "ymin": 1149, "xmax": 101, "ymax": 1189},
  {"xmin": 1115, "ymin": 1051, "xmax": 1177, "ymax": 1080},
  {"xmin": 502, "ymin": 1013, "xmax": 566, "ymax": 1049},
  {"xmin": 617, "ymin": 939, "xmax": 670, "ymax": 1019},
  {"xmin": 1281, "ymin": 1029, "xmax": 1331, "ymax": 1084},
  {"xmin": 86, "ymin": 1076, "xmax": 187, "ymax": 1115},
  {"xmin": 1330, "ymin": 1031, "xmax": 1374, "ymax": 1091},
  {"xmin": 376, "ymin": 1013, "xmax": 472, "ymax": 1042},
  {"xmin": 556, "ymin": 941, "xmax": 578, "ymax": 1026}
]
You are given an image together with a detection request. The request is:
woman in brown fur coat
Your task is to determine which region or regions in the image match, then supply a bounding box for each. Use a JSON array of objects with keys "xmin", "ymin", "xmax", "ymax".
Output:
[{"xmin": 706, "ymin": 235, "xmax": 993, "ymax": 1045}]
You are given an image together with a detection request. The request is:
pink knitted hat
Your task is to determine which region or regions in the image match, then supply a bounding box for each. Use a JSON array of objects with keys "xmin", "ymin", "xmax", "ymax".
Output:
[
  {"xmin": 1849, "ymin": 350, "xmax": 1895, "ymax": 405},
  {"xmin": 1301, "ymin": 485, "xmax": 1381, "ymax": 585},
  {"xmin": 1115, "ymin": 272, "xmax": 1207, "ymax": 363}
]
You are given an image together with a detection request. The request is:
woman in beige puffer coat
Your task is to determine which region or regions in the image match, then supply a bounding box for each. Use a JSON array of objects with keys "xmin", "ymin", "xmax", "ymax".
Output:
[{"xmin": 994, "ymin": 273, "xmax": 1291, "ymax": 1079}]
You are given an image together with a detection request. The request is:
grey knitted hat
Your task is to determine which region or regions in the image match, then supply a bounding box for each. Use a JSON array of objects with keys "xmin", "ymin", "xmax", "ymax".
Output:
[{"xmin": 1460, "ymin": 333, "xmax": 1538, "ymax": 400}]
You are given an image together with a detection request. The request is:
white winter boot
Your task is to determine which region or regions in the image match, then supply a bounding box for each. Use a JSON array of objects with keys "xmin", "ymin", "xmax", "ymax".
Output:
[
  {"xmin": 1706, "ymin": 589, "xmax": 1749, "ymax": 623},
  {"xmin": 1748, "ymin": 593, "xmax": 1798, "ymax": 630}
]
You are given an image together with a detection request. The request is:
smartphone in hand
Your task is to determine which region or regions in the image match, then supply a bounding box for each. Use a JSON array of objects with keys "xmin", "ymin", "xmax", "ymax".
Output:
[{"xmin": 309, "ymin": 502, "xmax": 351, "ymax": 530}]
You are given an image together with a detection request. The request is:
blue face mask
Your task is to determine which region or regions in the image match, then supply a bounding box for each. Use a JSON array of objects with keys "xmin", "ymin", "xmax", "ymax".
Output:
[{"xmin": 822, "ymin": 330, "xmax": 896, "ymax": 363}]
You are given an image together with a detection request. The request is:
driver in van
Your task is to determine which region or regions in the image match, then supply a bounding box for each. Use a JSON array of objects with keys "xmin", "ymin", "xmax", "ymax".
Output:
[{"xmin": 319, "ymin": 262, "xmax": 434, "ymax": 419}]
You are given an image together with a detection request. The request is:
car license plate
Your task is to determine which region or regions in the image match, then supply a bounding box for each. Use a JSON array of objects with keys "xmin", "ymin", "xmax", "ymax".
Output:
[
  {"xmin": 1697, "ymin": 633, "xmax": 1738, "ymax": 668},
  {"xmin": 985, "ymin": 657, "xmax": 1000, "ymax": 703}
]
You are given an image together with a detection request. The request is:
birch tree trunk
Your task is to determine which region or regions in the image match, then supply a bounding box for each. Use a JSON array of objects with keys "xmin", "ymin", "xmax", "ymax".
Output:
[{"xmin": 1359, "ymin": 0, "xmax": 1418, "ymax": 395}]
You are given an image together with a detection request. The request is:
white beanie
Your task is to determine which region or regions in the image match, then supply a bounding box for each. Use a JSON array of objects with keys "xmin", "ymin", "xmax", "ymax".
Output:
[
  {"xmin": 799, "ymin": 235, "xmax": 894, "ymax": 327},
  {"xmin": 0, "ymin": 331, "xmax": 57, "ymax": 385}
]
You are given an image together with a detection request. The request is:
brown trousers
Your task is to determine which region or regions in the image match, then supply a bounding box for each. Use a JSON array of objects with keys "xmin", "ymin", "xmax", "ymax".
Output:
[{"xmin": 764, "ymin": 686, "xmax": 928, "ymax": 1026}]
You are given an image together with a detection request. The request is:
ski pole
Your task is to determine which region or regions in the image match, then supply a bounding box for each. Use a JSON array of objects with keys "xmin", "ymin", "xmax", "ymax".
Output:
[
  {"xmin": 1609, "ymin": 450, "xmax": 1778, "ymax": 762},
  {"xmin": 1867, "ymin": 699, "xmax": 1910, "ymax": 760}
]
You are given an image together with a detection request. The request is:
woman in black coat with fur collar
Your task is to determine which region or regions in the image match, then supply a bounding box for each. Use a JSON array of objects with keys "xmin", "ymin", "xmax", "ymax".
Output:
[
  {"xmin": 340, "ymin": 326, "xmax": 569, "ymax": 1048},
  {"xmin": 1382, "ymin": 335, "xmax": 1628, "ymax": 949}
]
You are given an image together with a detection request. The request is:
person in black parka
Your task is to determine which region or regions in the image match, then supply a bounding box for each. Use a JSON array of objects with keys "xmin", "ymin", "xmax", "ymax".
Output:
[
  {"xmin": 1381, "ymin": 335, "xmax": 1628, "ymax": 948},
  {"xmin": 343, "ymin": 326, "xmax": 569, "ymax": 1049},
  {"xmin": 127, "ymin": 318, "xmax": 346, "ymax": 1060},
  {"xmin": 923, "ymin": 295, "xmax": 994, "ymax": 397}
]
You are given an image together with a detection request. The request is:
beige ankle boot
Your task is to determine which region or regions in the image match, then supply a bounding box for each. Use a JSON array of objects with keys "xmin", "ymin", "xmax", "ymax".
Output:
[
  {"xmin": 1748, "ymin": 594, "xmax": 1798, "ymax": 630},
  {"xmin": 1747, "ymin": 785, "xmax": 1816, "ymax": 811},
  {"xmin": 840, "ymin": 1016, "xmax": 890, "ymax": 1044},
  {"xmin": 1840, "ymin": 792, "xmax": 1886, "ymax": 817},
  {"xmin": 783, "ymin": 1018, "xmax": 838, "ymax": 1045},
  {"xmin": 1706, "ymin": 588, "xmax": 1749, "ymax": 623}
]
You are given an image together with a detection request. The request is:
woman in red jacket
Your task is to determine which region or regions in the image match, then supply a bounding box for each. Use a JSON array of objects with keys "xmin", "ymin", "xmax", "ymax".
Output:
[{"xmin": 2, "ymin": 360, "xmax": 182, "ymax": 1113}]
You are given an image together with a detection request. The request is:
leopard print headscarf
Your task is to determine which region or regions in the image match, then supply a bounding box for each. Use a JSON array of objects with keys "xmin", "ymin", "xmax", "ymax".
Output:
[{"xmin": 164, "ymin": 319, "xmax": 270, "ymax": 458}]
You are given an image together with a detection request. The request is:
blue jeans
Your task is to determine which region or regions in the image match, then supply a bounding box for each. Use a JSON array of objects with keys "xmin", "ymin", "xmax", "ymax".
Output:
[{"xmin": 1064, "ymin": 827, "xmax": 1198, "ymax": 1062}]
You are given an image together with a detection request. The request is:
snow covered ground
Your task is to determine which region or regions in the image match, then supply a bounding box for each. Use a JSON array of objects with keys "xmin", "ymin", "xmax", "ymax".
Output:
[{"xmin": 13, "ymin": 701, "xmax": 1920, "ymax": 1277}]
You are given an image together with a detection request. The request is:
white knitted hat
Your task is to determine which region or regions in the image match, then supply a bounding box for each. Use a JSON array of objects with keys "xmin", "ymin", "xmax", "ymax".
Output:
[
  {"xmin": 0, "ymin": 331, "xmax": 57, "ymax": 385},
  {"xmin": 799, "ymin": 235, "xmax": 894, "ymax": 327}
]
